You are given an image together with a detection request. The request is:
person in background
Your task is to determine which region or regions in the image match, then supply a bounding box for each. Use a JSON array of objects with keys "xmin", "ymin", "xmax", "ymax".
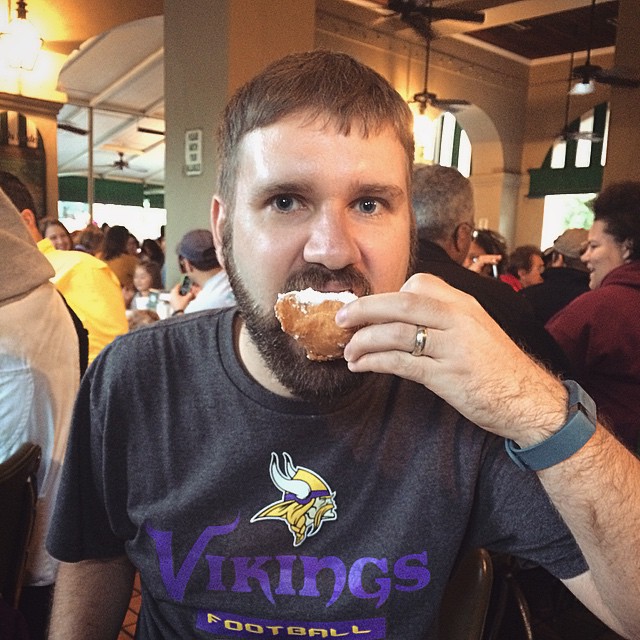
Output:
[
  {"xmin": 130, "ymin": 260, "xmax": 164, "ymax": 309},
  {"xmin": 521, "ymin": 228, "xmax": 590, "ymax": 325},
  {"xmin": 41, "ymin": 219, "xmax": 73, "ymax": 251},
  {"xmin": 46, "ymin": 51, "xmax": 640, "ymax": 640},
  {"xmin": 74, "ymin": 224, "xmax": 104, "ymax": 255},
  {"xmin": 506, "ymin": 244, "xmax": 545, "ymax": 290},
  {"xmin": 0, "ymin": 188, "xmax": 82, "ymax": 640},
  {"xmin": 412, "ymin": 163, "xmax": 569, "ymax": 375},
  {"xmin": 169, "ymin": 228, "xmax": 235, "ymax": 314},
  {"xmin": 127, "ymin": 309, "xmax": 161, "ymax": 332},
  {"xmin": 156, "ymin": 225, "xmax": 166, "ymax": 253},
  {"xmin": 100, "ymin": 225, "xmax": 140, "ymax": 291},
  {"xmin": 546, "ymin": 182, "xmax": 640, "ymax": 453},
  {"xmin": 463, "ymin": 228, "xmax": 506, "ymax": 278},
  {"xmin": 126, "ymin": 233, "xmax": 140, "ymax": 256},
  {"xmin": 140, "ymin": 238, "xmax": 165, "ymax": 268},
  {"xmin": 0, "ymin": 172, "xmax": 128, "ymax": 364}
]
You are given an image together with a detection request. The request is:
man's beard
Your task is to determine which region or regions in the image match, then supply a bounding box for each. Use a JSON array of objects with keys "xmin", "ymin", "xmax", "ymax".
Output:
[{"xmin": 222, "ymin": 230, "xmax": 374, "ymax": 403}]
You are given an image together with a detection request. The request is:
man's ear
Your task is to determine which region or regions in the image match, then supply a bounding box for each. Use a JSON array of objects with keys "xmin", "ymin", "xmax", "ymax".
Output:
[
  {"xmin": 20, "ymin": 209, "xmax": 42, "ymax": 242},
  {"xmin": 211, "ymin": 195, "xmax": 227, "ymax": 269},
  {"xmin": 453, "ymin": 222, "xmax": 473, "ymax": 255}
]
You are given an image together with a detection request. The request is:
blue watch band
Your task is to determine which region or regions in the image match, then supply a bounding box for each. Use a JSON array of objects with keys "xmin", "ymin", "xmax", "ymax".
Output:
[{"xmin": 505, "ymin": 380, "xmax": 597, "ymax": 471}]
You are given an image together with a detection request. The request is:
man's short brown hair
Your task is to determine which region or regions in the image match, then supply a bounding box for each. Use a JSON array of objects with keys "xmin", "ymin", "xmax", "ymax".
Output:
[{"xmin": 215, "ymin": 50, "xmax": 415, "ymax": 213}]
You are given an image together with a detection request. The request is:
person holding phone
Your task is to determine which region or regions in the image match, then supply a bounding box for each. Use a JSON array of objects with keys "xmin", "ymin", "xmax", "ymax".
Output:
[{"xmin": 169, "ymin": 228, "xmax": 235, "ymax": 315}]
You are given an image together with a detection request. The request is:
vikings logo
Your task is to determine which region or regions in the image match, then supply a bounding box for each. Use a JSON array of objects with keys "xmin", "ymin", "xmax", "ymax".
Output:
[{"xmin": 251, "ymin": 452, "xmax": 337, "ymax": 547}]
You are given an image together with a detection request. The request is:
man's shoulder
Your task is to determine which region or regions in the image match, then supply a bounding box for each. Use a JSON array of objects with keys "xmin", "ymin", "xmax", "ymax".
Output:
[{"xmin": 102, "ymin": 307, "xmax": 231, "ymax": 360}]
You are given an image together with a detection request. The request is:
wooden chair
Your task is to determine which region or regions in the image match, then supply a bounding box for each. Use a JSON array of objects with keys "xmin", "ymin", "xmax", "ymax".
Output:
[
  {"xmin": 0, "ymin": 443, "xmax": 41, "ymax": 608},
  {"xmin": 438, "ymin": 548, "xmax": 494, "ymax": 640}
]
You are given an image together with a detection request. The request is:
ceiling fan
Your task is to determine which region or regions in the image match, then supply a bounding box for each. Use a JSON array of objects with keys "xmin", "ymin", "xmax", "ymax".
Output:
[
  {"xmin": 95, "ymin": 152, "xmax": 146, "ymax": 174},
  {"xmin": 560, "ymin": 52, "xmax": 603, "ymax": 143},
  {"xmin": 408, "ymin": 0, "xmax": 471, "ymax": 113},
  {"xmin": 571, "ymin": 0, "xmax": 640, "ymax": 93},
  {"xmin": 347, "ymin": 0, "xmax": 484, "ymax": 40}
]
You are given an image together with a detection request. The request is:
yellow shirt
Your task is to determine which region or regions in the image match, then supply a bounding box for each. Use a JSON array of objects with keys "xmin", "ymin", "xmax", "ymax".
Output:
[{"xmin": 38, "ymin": 239, "xmax": 128, "ymax": 363}]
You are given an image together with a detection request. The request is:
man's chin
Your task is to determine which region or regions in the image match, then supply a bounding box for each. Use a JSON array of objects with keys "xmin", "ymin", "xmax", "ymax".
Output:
[{"xmin": 252, "ymin": 325, "xmax": 368, "ymax": 402}]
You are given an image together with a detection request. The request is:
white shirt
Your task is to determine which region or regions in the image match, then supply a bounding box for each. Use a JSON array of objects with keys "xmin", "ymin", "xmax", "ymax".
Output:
[
  {"xmin": 185, "ymin": 270, "xmax": 236, "ymax": 313},
  {"xmin": 0, "ymin": 283, "xmax": 80, "ymax": 586}
]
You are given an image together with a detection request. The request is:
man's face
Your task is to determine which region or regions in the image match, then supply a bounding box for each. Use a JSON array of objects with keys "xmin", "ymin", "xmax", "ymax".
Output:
[
  {"xmin": 519, "ymin": 254, "xmax": 545, "ymax": 288},
  {"xmin": 214, "ymin": 113, "xmax": 412, "ymax": 401}
]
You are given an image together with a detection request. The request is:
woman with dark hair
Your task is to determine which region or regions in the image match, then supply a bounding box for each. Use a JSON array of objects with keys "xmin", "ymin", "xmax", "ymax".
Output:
[
  {"xmin": 139, "ymin": 238, "xmax": 165, "ymax": 267},
  {"xmin": 41, "ymin": 220, "xmax": 73, "ymax": 251},
  {"xmin": 547, "ymin": 181, "xmax": 640, "ymax": 452},
  {"xmin": 99, "ymin": 225, "xmax": 139, "ymax": 290}
]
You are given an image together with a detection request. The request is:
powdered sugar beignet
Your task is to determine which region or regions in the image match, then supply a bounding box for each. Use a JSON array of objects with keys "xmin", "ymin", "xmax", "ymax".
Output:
[{"xmin": 274, "ymin": 288, "xmax": 358, "ymax": 361}]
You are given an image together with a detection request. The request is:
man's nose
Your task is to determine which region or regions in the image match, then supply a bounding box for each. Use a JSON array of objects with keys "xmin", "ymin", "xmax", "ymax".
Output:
[{"xmin": 303, "ymin": 206, "xmax": 361, "ymax": 270}]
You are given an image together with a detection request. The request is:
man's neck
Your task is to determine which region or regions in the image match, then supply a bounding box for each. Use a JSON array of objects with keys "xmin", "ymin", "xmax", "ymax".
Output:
[
  {"xmin": 192, "ymin": 266, "xmax": 222, "ymax": 288},
  {"xmin": 234, "ymin": 315, "xmax": 295, "ymax": 398}
]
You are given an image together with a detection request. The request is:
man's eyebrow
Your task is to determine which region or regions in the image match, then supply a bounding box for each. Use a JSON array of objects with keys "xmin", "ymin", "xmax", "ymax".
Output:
[
  {"xmin": 354, "ymin": 183, "xmax": 405, "ymax": 199},
  {"xmin": 250, "ymin": 181, "xmax": 314, "ymax": 200}
]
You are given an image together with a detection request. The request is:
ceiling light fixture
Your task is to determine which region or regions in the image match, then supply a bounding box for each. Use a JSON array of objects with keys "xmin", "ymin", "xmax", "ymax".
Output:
[
  {"xmin": 569, "ymin": 78, "xmax": 596, "ymax": 96},
  {"xmin": 0, "ymin": 0, "xmax": 43, "ymax": 70}
]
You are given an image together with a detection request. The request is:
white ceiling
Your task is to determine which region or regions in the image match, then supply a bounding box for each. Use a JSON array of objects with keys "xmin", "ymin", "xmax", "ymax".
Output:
[{"xmin": 56, "ymin": 15, "xmax": 165, "ymax": 187}]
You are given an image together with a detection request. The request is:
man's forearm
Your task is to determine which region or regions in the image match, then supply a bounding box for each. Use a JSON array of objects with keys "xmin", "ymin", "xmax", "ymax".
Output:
[
  {"xmin": 540, "ymin": 425, "xmax": 640, "ymax": 639},
  {"xmin": 49, "ymin": 556, "xmax": 136, "ymax": 640}
]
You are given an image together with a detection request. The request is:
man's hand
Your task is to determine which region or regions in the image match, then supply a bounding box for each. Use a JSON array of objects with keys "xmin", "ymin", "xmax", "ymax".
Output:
[
  {"xmin": 339, "ymin": 273, "xmax": 565, "ymax": 445},
  {"xmin": 169, "ymin": 281, "xmax": 196, "ymax": 314},
  {"xmin": 340, "ymin": 273, "xmax": 640, "ymax": 639},
  {"xmin": 467, "ymin": 253, "xmax": 502, "ymax": 274}
]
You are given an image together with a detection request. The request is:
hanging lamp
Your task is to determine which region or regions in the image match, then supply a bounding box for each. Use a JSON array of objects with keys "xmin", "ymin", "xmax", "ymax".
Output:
[{"xmin": 0, "ymin": 0, "xmax": 43, "ymax": 70}]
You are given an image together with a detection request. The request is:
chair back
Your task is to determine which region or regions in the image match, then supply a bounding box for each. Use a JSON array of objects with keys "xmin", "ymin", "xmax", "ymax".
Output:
[
  {"xmin": 438, "ymin": 548, "xmax": 493, "ymax": 640},
  {"xmin": 0, "ymin": 443, "xmax": 41, "ymax": 608}
]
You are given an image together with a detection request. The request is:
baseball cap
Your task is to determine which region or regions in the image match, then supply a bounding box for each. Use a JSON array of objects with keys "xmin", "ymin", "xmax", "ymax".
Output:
[
  {"xmin": 176, "ymin": 229, "xmax": 218, "ymax": 267},
  {"xmin": 545, "ymin": 228, "xmax": 589, "ymax": 259}
]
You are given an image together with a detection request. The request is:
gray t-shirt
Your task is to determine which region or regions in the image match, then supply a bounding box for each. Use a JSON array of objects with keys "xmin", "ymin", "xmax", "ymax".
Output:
[{"xmin": 48, "ymin": 308, "xmax": 587, "ymax": 639}]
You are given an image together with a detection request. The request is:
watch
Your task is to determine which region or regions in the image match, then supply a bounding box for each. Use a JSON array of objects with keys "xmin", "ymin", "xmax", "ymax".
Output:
[{"xmin": 505, "ymin": 380, "xmax": 597, "ymax": 471}]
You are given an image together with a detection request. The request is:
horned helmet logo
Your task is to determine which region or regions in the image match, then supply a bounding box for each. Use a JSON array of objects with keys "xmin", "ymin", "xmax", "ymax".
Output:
[{"xmin": 251, "ymin": 452, "xmax": 337, "ymax": 547}]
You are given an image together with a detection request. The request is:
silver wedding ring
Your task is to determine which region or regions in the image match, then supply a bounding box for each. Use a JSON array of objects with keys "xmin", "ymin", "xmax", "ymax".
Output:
[{"xmin": 411, "ymin": 325, "xmax": 428, "ymax": 357}]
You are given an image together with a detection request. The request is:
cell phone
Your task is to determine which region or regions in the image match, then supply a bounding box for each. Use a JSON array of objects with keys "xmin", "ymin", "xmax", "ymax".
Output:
[
  {"xmin": 491, "ymin": 264, "xmax": 499, "ymax": 278},
  {"xmin": 179, "ymin": 275, "xmax": 192, "ymax": 296}
]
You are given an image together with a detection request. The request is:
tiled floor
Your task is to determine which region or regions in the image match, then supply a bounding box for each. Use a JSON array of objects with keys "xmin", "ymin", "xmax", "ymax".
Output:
[{"xmin": 118, "ymin": 572, "xmax": 141, "ymax": 639}]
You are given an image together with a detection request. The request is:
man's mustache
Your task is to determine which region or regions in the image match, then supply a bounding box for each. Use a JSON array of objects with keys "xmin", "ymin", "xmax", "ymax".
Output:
[{"xmin": 283, "ymin": 265, "xmax": 372, "ymax": 297}]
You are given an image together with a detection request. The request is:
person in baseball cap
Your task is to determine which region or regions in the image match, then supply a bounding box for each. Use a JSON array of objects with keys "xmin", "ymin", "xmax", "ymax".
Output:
[
  {"xmin": 176, "ymin": 229, "xmax": 219, "ymax": 270},
  {"xmin": 170, "ymin": 229, "xmax": 235, "ymax": 315},
  {"xmin": 523, "ymin": 228, "xmax": 590, "ymax": 325},
  {"xmin": 544, "ymin": 228, "xmax": 589, "ymax": 267}
]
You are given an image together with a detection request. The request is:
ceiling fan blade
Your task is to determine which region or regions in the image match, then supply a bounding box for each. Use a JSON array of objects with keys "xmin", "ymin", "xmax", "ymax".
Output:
[
  {"xmin": 387, "ymin": 0, "xmax": 484, "ymax": 24},
  {"xmin": 58, "ymin": 122, "xmax": 88, "ymax": 136},
  {"xmin": 573, "ymin": 63, "xmax": 640, "ymax": 88},
  {"xmin": 431, "ymin": 97, "xmax": 471, "ymax": 112},
  {"xmin": 593, "ymin": 66, "xmax": 640, "ymax": 88},
  {"xmin": 560, "ymin": 129, "xmax": 604, "ymax": 143}
]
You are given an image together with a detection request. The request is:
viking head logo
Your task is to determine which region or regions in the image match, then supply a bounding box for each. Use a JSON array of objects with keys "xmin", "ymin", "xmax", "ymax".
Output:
[{"xmin": 251, "ymin": 452, "xmax": 337, "ymax": 547}]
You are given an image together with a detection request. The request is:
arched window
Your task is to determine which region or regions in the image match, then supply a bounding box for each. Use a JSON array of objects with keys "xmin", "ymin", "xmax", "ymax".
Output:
[
  {"xmin": 530, "ymin": 103, "xmax": 608, "ymax": 248},
  {"xmin": 529, "ymin": 102, "xmax": 608, "ymax": 198}
]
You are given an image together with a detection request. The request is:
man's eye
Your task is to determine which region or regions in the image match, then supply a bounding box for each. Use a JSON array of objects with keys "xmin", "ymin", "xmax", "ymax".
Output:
[
  {"xmin": 358, "ymin": 199, "xmax": 379, "ymax": 214},
  {"xmin": 273, "ymin": 196, "xmax": 298, "ymax": 212}
]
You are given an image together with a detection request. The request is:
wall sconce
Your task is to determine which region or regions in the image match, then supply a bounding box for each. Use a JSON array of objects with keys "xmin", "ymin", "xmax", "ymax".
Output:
[{"xmin": 0, "ymin": 0, "xmax": 43, "ymax": 71}]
